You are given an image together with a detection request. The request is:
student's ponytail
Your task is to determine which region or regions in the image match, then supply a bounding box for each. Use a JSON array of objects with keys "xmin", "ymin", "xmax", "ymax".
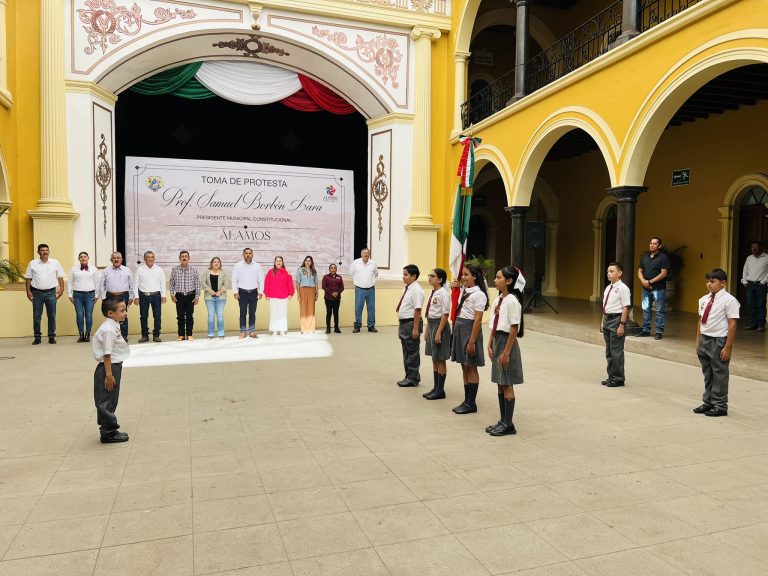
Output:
[{"xmin": 500, "ymin": 265, "xmax": 525, "ymax": 338}]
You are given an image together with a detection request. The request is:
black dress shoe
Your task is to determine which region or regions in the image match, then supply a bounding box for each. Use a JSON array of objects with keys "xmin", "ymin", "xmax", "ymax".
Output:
[
  {"xmin": 138, "ymin": 336, "xmax": 149, "ymax": 343},
  {"xmin": 368, "ymin": 327, "xmax": 378, "ymax": 333},
  {"xmin": 605, "ymin": 380, "xmax": 625, "ymax": 387},
  {"xmin": 398, "ymin": 380, "xmax": 419, "ymax": 387},
  {"xmin": 48, "ymin": 337, "xmax": 56, "ymax": 344},
  {"xmin": 452, "ymin": 402, "xmax": 477, "ymax": 414},
  {"xmin": 334, "ymin": 328, "xmax": 341, "ymax": 333},
  {"xmin": 397, "ymin": 377, "xmax": 409, "ymax": 386},
  {"xmin": 485, "ymin": 421, "xmax": 502, "ymax": 433},
  {"xmin": 705, "ymin": 407, "xmax": 728, "ymax": 417},
  {"xmin": 601, "ymin": 379, "xmax": 612, "ymax": 386},
  {"xmin": 325, "ymin": 327, "xmax": 331, "ymax": 334},
  {"xmin": 100, "ymin": 431, "xmax": 129, "ymax": 443},
  {"xmin": 489, "ymin": 423, "xmax": 517, "ymax": 436},
  {"xmin": 655, "ymin": 333, "xmax": 663, "ymax": 340},
  {"xmin": 636, "ymin": 332, "xmax": 651, "ymax": 337},
  {"xmin": 744, "ymin": 325, "xmax": 758, "ymax": 330},
  {"xmin": 424, "ymin": 389, "xmax": 445, "ymax": 400},
  {"xmin": 352, "ymin": 327, "xmax": 360, "ymax": 333},
  {"xmin": 692, "ymin": 403, "xmax": 712, "ymax": 414},
  {"xmin": 33, "ymin": 338, "xmax": 42, "ymax": 345}
]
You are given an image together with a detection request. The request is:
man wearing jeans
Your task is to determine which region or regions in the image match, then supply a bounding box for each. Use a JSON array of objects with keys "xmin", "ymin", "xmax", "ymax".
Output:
[
  {"xmin": 350, "ymin": 248, "xmax": 378, "ymax": 333},
  {"xmin": 232, "ymin": 247, "xmax": 264, "ymax": 338},
  {"xmin": 637, "ymin": 237, "xmax": 671, "ymax": 340},
  {"xmin": 741, "ymin": 241, "xmax": 768, "ymax": 332},
  {"xmin": 134, "ymin": 251, "xmax": 166, "ymax": 343},
  {"xmin": 24, "ymin": 243, "xmax": 65, "ymax": 344}
]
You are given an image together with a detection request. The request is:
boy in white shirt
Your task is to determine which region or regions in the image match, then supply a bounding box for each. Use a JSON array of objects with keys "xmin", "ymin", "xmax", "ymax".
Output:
[
  {"xmin": 92, "ymin": 299, "xmax": 132, "ymax": 443},
  {"xmin": 396, "ymin": 264, "xmax": 424, "ymax": 388},
  {"xmin": 694, "ymin": 268, "xmax": 739, "ymax": 417},
  {"xmin": 601, "ymin": 262, "xmax": 631, "ymax": 388}
]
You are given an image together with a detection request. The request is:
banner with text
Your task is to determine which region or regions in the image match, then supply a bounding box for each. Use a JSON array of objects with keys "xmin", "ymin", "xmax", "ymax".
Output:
[{"xmin": 125, "ymin": 157, "xmax": 354, "ymax": 272}]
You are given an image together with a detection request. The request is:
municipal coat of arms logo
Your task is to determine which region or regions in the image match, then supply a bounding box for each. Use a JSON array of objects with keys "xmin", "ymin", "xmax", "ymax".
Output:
[
  {"xmin": 146, "ymin": 176, "xmax": 164, "ymax": 192},
  {"xmin": 324, "ymin": 184, "xmax": 338, "ymax": 202}
]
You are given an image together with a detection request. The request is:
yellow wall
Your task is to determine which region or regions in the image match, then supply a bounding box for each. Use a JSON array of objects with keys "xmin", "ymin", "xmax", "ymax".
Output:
[{"xmin": 0, "ymin": 0, "xmax": 40, "ymax": 265}]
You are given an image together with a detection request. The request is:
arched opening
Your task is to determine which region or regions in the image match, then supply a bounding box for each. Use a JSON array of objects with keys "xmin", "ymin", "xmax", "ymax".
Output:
[
  {"xmin": 469, "ymin": 161, "xmax": 511, "ymax": 268},
  {"xmin": 736, "ymin": 185, "xmax": 768, "ymax": 304}
]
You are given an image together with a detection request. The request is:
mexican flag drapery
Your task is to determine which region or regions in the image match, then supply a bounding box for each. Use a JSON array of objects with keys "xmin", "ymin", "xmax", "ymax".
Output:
[{"xmin": 450, "ymin": 135, "xmax": 482, "ymax": 319}]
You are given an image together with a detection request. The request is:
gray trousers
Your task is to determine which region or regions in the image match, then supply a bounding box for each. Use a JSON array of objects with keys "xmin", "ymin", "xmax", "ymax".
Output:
[
  {"xmin": 602, "ymin": 315, "xmax": 625, "ymax": 383},
  {"xmin": 94, "ymin": 362, "xmax": 122, "ymax": 437},
  {"xmin": 398, "ymin": 318, "xmax": 422, "ymax": 382},
  {"xmin": 698, "ymin": 335, "xmax": 729, "ymax": 409}
]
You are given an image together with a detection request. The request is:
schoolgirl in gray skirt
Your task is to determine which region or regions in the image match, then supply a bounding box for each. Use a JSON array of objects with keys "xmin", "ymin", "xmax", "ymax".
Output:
[
  {"xmin": 486, "ymin": 266, "xmax": 526, "ymax": 436},
  {"xmin": 423, "ymin": 268, "xmax": 452, "ymax": 400},
  {"xmin": 450, "ymin": 263, "xmax": 489, "ymax": 414}
]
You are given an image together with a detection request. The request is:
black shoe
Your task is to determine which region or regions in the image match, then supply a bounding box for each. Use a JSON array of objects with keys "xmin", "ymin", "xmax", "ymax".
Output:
[
  {"xmin": 655, "ymin": 333, "xmax": 663, "ymax": 340},
  {"xmin": 368, "ymin": 327, "xmax": 378, "ymax": 333},
  {"xmin": 452, "ymin": 402, "xmax": 477, "ymax": 414},
  {"xmin": 77, "ymin": 333, "xmax": 86, "ymax": 343},
  {"xmin": 744, "ymin": 325, "xmax": 758, "ymax": 330},
  {"xmin": 601, "ymin": 379, "xmax": 612, "ymax": 386},
  {"xmin": 485, "ymin": 421, "xmax": 502, "ymax": 433},
  {"xmin": 424, "ymin": 389, "xmax": 446, "ymax": 400},
  {"xmin": 138, "ymin": 336, "xmax": 149, "ymax": 343},
  {"xmin": 397, "ymin": 377, "xmax": 409, "ymax": 386},
  {"xmin": 758, "ymin": 327, "xmax": 765, "ymax": 333},
  {"xmin": 48, "ymin": 337, "xmax": 56, "ymax": 344},
  {"xmin": 398, "ymin": 380, "xmax": 419, "ymax": 388},
  {"xmin": 100, "ymin": 431, "xmax": 129, "ymax": 443},
  {"xmin": 605, "ymin": 380, "xmax": 625, "ymax": 387},
  {"xmin": 422, "ymin": 386, "xmax": 436, "ymax": 398},
  {"xmin": 325, "ymin": 327, "xmax": 331, "ymax": 334},
  {"xmin": 33, "ymin": 338, "xmax": 41, "ymax": 345},
  {"xmin": 692, "ymin": 403, "xmax": 712, "ymax": 414},
  {"xmin": 705, "ymin": 407, "xmax": 728, "ymax": 417},
  {"xmin": 85, "ymin": 333, "xmax": 91, "ymax": 342},
  {"xmin": 489, "ymin": 423, "xmax": 517, "ymax": 436},
  {"xmin": 353, "ymin": 327, "xmax": 360, "ymax": 333},
  {"xmin": 636, "ymin": 332, "xmax": 651, "ymax": 337},
  {"xmin": 334, "ymin": 328, "xmax": 341, "ymax": 333}
]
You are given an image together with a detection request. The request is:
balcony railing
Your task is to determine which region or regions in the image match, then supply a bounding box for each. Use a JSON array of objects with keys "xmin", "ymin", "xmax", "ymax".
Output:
[
  {"xmin": 526, "ymin": 0, "xmax": 622, "ymax": 94},
  {"xmin": 460, "ymin": 70, "xmax": 516, "ymax": 131},
  {"xmin": 638, "ymin": 0, "xmax": 702, "ymax": 32}
]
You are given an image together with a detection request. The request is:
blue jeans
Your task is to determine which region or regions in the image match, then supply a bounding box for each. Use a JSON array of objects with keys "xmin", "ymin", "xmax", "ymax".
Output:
[
  {"xmin": 745, "ymin": 282, "xmax": 767, "ymax": 328},
  {"xmin": 206, "ymin": 297, "xmax": 226, "ymax": 336},
  {"xmin": 73, "ymin": 290, "xmax": 96, "ymax": 335},
  {"xmin": 354, "ymin": 286, "xmax": 376, "ymax": 328},
  {"xmin": 641, "ymin": 287, "xmax": 666, "ymax": 334},
  {"xmin": 32, "ymin": 287, "xmax": 57, "ymax": 338},
  {"xmin": 139, "ymin": 292, "xmax": 162, "ymax": 337}
]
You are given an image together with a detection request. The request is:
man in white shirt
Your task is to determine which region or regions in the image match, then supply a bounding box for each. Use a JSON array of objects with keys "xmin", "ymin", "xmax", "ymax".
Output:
[
  {"xmin": 232, "ymin": 247, "xmax": 264, "ymax": 338},
  {"xmin": 24, "ymin": 243, "xmax": 65, "ymax": 345},
  {"xmin": 349, "ymin": 247, "xmax": 378, "ymax": 333},
  {"xmin": 133, "ymin": 251, "xmax": 166, "ymax": 343},
  {"xmin": 741, "ymin": 241, "xmax": 768, "ymax": 331},
  {"xmin": 396, "ymin": 264, "xmax": 424, "ymax": 387}
]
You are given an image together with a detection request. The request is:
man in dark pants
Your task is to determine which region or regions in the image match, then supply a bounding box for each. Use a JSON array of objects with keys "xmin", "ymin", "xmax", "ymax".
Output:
[
  {"xmin": 134, "ymin": 250, "xmax": 166, "ymax": 342},
  {"xmin": 24, "ymin": 243, "xmax": 65, "ymax": 344},
  {"xmin": 232, "ymin": 247, "xmax": 264, "ymax": 338},
  {"xmin": 396, "ymin": 264, "xmax": 424, "ymax": 387},
  {"xmin": 637, "ymin": 237, "xmax": 671, "ymax": 340},
  {"xmin": 740, "ymin": 241, "xmax": 768, "ymax": 331},
  {"xmin": 169, "ymin": 250, "xmax": 200, "ymax": 340}
]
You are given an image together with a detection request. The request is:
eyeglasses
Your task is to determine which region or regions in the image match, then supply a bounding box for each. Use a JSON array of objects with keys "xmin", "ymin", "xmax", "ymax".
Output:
[{"xmin": 427, "ymin": 274, "xmax": 437, "ymax": 278}]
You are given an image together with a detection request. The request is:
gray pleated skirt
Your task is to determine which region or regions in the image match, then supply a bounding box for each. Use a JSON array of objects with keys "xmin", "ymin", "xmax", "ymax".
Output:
[
  {"xmin": 425, "ymin": 317, "xmax": 451, "ymax": 361},
  {"xmin": 490, "ymin": 332, "xmax": 524, "ymax": 385},
  {"xmin": 451, "ymin": 317, "xmax": 485, "ymax": 367}
]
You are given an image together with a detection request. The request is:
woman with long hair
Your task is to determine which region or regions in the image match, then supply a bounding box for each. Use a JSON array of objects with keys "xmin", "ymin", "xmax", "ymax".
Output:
[
  {"xmin": 201, "ymin": 256, "xmax": 228, "ymax": 339},
  {"xmin": 487, "ymin": 266, "xmax": 525, "ymax": 436},
  {"xmin": 450, "ymin": 263, "xmax": 489, "ymax": 414},
  {"xmin": 423, "ymin": 268, "xmax": 451, "ymax": 400},
  {"xmin": 295, "ymin": 255, "xmax": 319, "ymax": 333},
  {"xmin": 321, "ymin": 263, "xmax": 344, "ymax": 333},
  {"xmin": 264, "ymin": 255, "xmax": 294, "ymax": 335},
  {"xmin": 68, "ymin": 251, "xmax": 99, "ymax": 342}
]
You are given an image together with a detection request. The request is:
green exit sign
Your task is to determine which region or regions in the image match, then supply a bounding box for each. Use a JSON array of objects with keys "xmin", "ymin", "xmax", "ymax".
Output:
[{"xmin": 672, "ymin": 169, "xmax": 690, "ymax": 187}]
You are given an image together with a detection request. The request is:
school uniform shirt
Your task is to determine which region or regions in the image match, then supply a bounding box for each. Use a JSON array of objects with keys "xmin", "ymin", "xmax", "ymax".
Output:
[
  {"xmin": 602, "ymin": 280, "xmax": 631, "ymax": 314},
  {"xmin": 67, "ymin": 265, "xmax": 99, "ymax": 297},
  {"xmin": 426, "ymin": 286, "xmax": 452, "ymax": 319},
  {"xmin": 135, "ymin": 264, "xmax": 167, "ymax": 296},
  {"xmin": 24, "ymin": 258, "xmax": 65, "ymax": 289},
  {"xmin": 698, "ymin": 289, "xmax": 740, "ymax": 337},
  {"xmin": 349, "ymin": 258, "xmax": 378, "ymax": 288},
  {"xmin": 396, "ymin": 283, "xmax": 425, "ymax": 320},
  {"xmin": 92, "ymin": 317, "xmax": 131, "ymax": 363},
  {"xmin": 99, "ymin": 265, "xmax": 136, "ymax": 299},
  {"xmin": 457, "ymin": 286, "xmax": 488, "ymax": 320},
  {"xmin": 489, "ymin": 293, "xmax": 522, "ymax": 333}
]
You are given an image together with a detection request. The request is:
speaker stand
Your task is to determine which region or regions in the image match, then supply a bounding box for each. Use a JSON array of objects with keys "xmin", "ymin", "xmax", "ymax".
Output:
[{"xmin": 524, "ymin": 269, "xmax": 558, "ymax": 314}]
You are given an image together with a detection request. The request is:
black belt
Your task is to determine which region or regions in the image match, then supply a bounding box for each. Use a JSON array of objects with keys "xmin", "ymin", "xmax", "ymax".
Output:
[
  {"xmin": 73, "ymin": 290, "xmax": 95, "ymax": 294},
  {"xmin": 107, "ymin": 291, "xmax": 128, "ymax": 296},
  {"xmin": 176, "ymin": 291, "xmax": 196, "ymax": 296},
  {"xmin": 239, "ymin": 288, "xmax": 258, "ymax": 293},
  {"xmin": 399, "ymin": 318, "xmax": 414, "ymax": 324},
  {"xmin": 140, "ymin": 291, "xmax": 160, "ymax": 296},
  {"xmin": 495, "ymin": 330, "xmax": 509, "ymax": 335},
  {"xmin": 355, "ymin": 286, "xmax": 374, "ymax": 289},
  {"xmin": 605, "ymin": 313, "xmax": 621, "ymax": 318},
  {"xmin": 31, "ymin": 287, "xmax": 55, "ymax": 291},
  {"xmin": 747, "ymin": 281, "xmax": 763, "ymax": 284}
]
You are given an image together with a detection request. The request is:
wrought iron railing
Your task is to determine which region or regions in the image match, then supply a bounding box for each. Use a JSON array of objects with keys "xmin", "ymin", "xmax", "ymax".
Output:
[
  {"xmin": 461, "ymin": 69, "xmax": 516, "ymax": 129},
  {"xmin": 638, "ymin": 0, "xmax": 702, "ymax": 32},
  {"xmin": 527, "ymin": 0, "xmax": 622, "ymax": 94}
]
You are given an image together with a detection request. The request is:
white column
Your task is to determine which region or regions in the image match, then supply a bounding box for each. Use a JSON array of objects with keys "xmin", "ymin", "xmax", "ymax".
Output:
[
  {"xmin": 543, "ymin": 221, "xmax": 559, "ymax": 296},
  {"xmin": 452, "ymin": 51, "xmax": 470, "ymax": 138},
  {"xmin": 590, "ymin": 218, "xmax": 602, "ymax": 301}
]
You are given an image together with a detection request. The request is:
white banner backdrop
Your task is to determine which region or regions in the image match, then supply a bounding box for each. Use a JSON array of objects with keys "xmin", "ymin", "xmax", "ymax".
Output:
[{"xmin": 124, "ymin": 157, "xmax": 354, "ymax": 272}]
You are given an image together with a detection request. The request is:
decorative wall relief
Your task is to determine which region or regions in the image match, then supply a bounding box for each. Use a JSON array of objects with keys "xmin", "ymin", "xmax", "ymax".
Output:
[
  {"xmin": 211, "ymin": 35, "xmax": 290, "ymax": 58},
  {"xmin": 92, "ymin": 102, "xmax": 115, "ymax": 267},
  {"xmin": 371, "ymin": 155, "xmax": 389, "ymax": 241},
  {"xmin": 95, "ymin": 134, "xmax": 112, "ymax": 236},
  {"xmin": 369, "ymin": 129, "xmax": 392, "ymax": 269}
]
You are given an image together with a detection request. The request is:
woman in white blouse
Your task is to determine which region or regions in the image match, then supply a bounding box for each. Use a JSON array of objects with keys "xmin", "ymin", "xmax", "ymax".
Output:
[{"xmin": 68, "ymin": 251, "xmax": 100, "ymax": 342}]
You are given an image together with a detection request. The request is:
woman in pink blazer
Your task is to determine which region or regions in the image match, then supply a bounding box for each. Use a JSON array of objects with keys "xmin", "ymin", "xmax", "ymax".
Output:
[{"xmin": 264, "ymin": 256, "xmax": 295, "ymax": 335}]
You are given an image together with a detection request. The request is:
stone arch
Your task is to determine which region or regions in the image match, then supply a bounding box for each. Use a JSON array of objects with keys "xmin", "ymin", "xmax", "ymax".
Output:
[
  {"xmin": 718, "ymin": 172, "xmax": 768, "ymax": 282},
  {"xmin": 0, "ymin": 143, "xmax": 10, "ymax": 261},
  {"xmin": 513, "ymin": 107, "xmax": 619, "ymax": 206},
  {"xmin": 621, "ymin": 32, "xmax": 768, "ymax": 185},
  {"xmin": 469, "ymin": 9, "xmax": 558, "ymax": 53},
  {"xmin": 590, "ymin": 195, "xmax": 618, "ymax": 301},
  {"xmin": 531, "ymin": 177, "xmax": 559, "ymax": 295},
  {"xmin": 474, "ymin": 144, "xmax": 515, "ymax": 205}
]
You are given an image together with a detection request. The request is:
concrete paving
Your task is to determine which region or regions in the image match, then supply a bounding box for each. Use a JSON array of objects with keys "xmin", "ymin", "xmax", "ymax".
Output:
[{"xmin": 1, "ymin": 325, "xmax": 767, "ymax": 575}]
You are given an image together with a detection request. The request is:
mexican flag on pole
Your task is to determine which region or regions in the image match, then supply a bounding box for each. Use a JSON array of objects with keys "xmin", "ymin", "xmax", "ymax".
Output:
[{"xmin": 450, "ymin": 135, "xmax": 481, "ymax": 319}]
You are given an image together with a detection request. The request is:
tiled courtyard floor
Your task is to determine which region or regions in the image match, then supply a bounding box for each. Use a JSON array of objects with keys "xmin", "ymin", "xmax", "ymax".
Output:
[{"xmin": 1, "ymin": 327, "xmax": 768, "ymax": 575}]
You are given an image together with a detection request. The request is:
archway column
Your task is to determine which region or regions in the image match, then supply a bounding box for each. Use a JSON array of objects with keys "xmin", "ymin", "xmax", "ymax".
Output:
[
  {"xmin": 543, "ymin": 221, "xmax": 559, "ymax": 296},
  {"xmin": 513, "ymin": 0, "xmax": 530, "ymax": 101},
  {"xmin": 613, "ymin": 0, "xmax": 640, "ymax": 46},
  {"xmin": 506, "ymin": 205, "xmax": 528, "ymax": 271},
  {"xmin": 28, "ymin": 0, "xmax": 78, "ymax": 269},
  {"xmin": 590, "ymin": 218, "xmax": 603, "ymax": 301},
  {"xmin": 452, "ymin": 50, "xmax": 470, "ymax": 138},
  {"xmin": 718, "ymin": 205, "xmax": 733, "ymax": 279},
  {"xmin": 608, "ymin": 185, "xmax": 647, "ymax": 311},
  {"xmin": 405, "ymin": 26, "xmax": 442, "ymax": 273}
]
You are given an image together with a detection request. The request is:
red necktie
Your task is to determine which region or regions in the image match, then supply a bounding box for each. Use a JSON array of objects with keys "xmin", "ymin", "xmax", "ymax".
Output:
[
  {"xmin": 602, "ymin": 286, "xmax": 612, "ymax": 313},
  {"xmin": 81, "ymin": 265, "xmax": 88, "ymax": 271},
  {"xmin": 425, "ymin": 289, "xmax": 435, "ymax": 316},
  {"xmin": 701, "ymin": 293, "xmax": 716, "ymax": 324},
  {"xmin": 396, "ymin": 285, "xmax": 408, "ymax": 312},
  {"xmin": 491, "ymin": 295, "xmax": 505, "ymax": 337}
]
